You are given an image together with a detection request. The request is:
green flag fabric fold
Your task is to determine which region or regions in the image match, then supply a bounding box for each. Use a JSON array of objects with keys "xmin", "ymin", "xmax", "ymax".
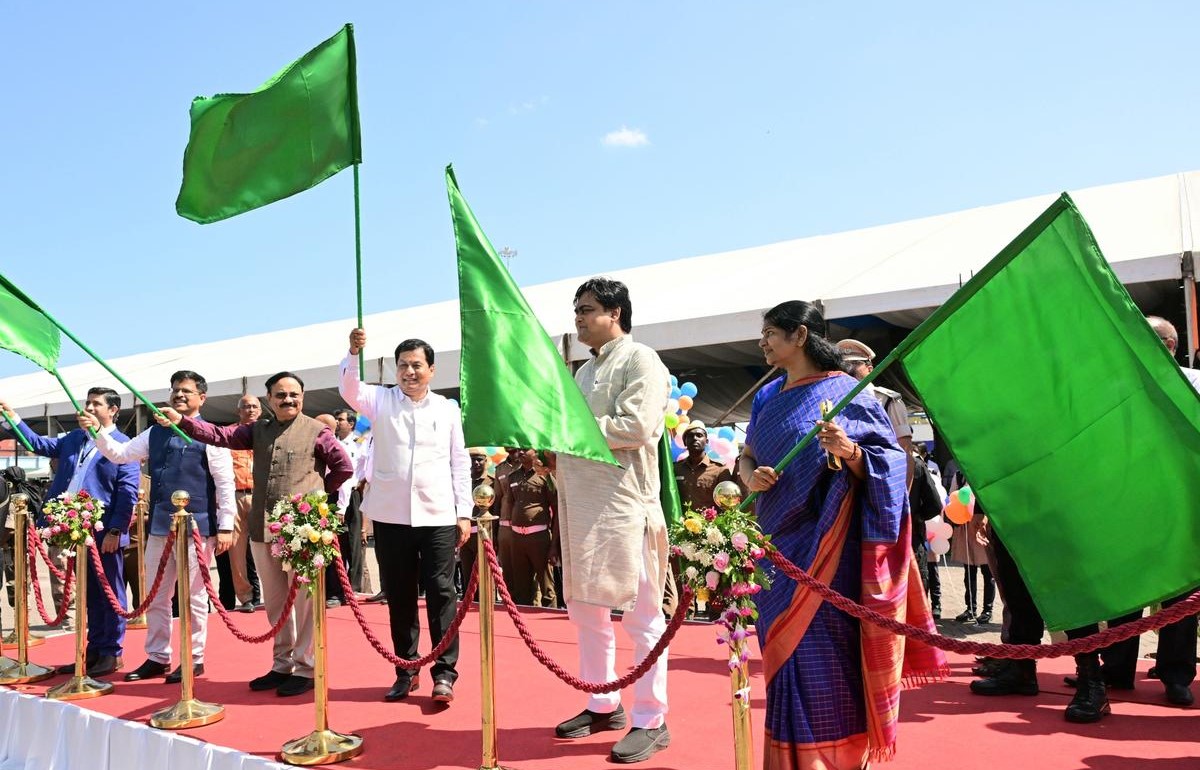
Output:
[
  {"xmin": 448, "ymin": 166, "xmax": 618, "ymax": 467},
  {"xmin": 176, "ymin": 24, "xmax": 362, "ymax": 224},
  {"xmin": 901, "ymin": 194, "xmax": 1200, "ymax": 631},
  {"xmin": 658, "ymin": 431, "xmax": 683, "ymax": 528},
  {"xmin": 0, "ymin": 274, "xmax": 61, "ymax": 372}
]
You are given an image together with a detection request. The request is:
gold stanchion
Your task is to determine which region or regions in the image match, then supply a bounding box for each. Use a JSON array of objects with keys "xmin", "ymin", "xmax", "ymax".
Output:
[
  {"xmin": 281, "ymin": 552, "xmax": 362, "ymax": 764},
  {"xmin": 714, "ymin": 480, "xmax": 755, "ymax": 770},
  {"xmin": 45, "ymin": 539, "xmax": 113, "ymax": 700},
  {"xmin": 0, "ymin": 494, "xmax": 54, "ymax": 683},
  {"xmin": 2, "ymin": 490, "xmax": 44, "ymax": 652},
  {"xmin": 472, "ymin": 484, "xmax": 513, "ymax": 770},
  {"xmin": 126, "ymin": 488, "xmax": 149, "ymax": 630},
  {"xmin": 151, "ymin": 491, "xmax": 224, "ymax": 729}
]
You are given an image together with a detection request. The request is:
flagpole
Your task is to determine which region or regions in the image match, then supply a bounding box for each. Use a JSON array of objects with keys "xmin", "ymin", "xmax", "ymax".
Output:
[
  {"xmin": 48, "ymin": 368, "xmax": 96, "ymax": 438},
  {"xmin": 27, "ymin": 309, "xmax": 191, "ymax": 444},
  {"xmin": 346, "ymin": 22, "xmax": 365, "ymax": 381},
  {"xmin": 2, "ymin": 413, "xmax": 34, "ymax": 453}
]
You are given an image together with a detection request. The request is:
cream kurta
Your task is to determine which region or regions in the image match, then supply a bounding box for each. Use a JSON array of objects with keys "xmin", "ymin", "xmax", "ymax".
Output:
[{"xmin": 557, "ymin": 335, "xmax": 670, "ymax": 609}]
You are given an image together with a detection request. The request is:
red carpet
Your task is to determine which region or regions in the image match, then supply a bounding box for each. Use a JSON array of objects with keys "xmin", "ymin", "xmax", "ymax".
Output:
[{"xmin": 7, "ymin": 602, "xmax": 1199, "ymax": 769}]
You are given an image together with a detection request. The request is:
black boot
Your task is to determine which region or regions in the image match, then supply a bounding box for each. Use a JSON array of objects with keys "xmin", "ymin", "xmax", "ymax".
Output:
[
  {"xmin": 977, "ymin": 604, "xmax": 993, "ymax": 624},
  {"xmin": 970, "ymin": 659, "xmax": 1039, "ymax": 696},
  {"xmin": 1064, "ymin": 657, "xmax": 1111, "ymax": 723}
]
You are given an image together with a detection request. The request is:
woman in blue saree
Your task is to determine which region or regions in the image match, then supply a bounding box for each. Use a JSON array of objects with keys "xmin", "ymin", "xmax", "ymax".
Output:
[{"xmin": 740, "ymin": 301, "xmax": 944, "ymax": 770}]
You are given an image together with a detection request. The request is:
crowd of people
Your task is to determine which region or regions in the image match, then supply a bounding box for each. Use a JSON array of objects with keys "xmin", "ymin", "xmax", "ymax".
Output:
[{"xmin": 0, "ymin": 282, "xmax": 1196, "ymax": 768}]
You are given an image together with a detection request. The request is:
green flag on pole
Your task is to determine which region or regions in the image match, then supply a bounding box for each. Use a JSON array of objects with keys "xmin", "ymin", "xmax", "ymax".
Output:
[
  {"xmin": 176, "ymin": 24, "xmax": 362, "ymax": 224},
  {"xmin": 447, "ymin": 166, "xmax": 617, "ymax": 466},
  {"xmin": 658, "ymin": 432, "xmax": 683, "ymax": 528},
  {"xmin": 0, "ymin": 275, "xmax": 61, "ymax": 372},
  {"xmin": 900, "ymin": 194, "xmax": 1200, "ymax": 631}
]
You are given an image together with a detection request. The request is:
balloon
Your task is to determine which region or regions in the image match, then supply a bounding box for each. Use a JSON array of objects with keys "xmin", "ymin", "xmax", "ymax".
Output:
[
  {"xmin": 718, "ymin": 426, "xmax": 735, "ymax": 441},
  {"xmin": 354, "ymin": 415, "xmax": 371, "ymax": 433},
  {"xmin": 927, "ymin": 514, "xmax": 944, "ymax": 529},
  {"xmin": 672, "ymin": 447, "xmax": 687, "ymax": 461},
  {"xmin": 680, "ymin": 382, "xmax": 698, "ymax": 398},
  {"xmin": 934, "ymin": 521, "xmax": 954, "ymax": 540},
  {"xmin": 672, "ymin": 432, "xmax": 685, "ymax": 448},
  {"xmin": 678, "ymin": 395, "xmax": 694, "ymax": 411},
  {"xmin": 957, "ymin": 486, "xmax": 972, "ymax": 505},
  {"xmin": 664, "ymin": 413, "xmax": 679, "ymax": 429},
  {"xmin": 666, "ymin": 398, "xmax": 680, "ymax": 415},
  {"xmin": 929, "ymin": 537, "xmax": 950, "ymax": 556},
  {"xmin": 944, "ymin": 499, "xmax": 972, "ymax": 525},
  {"xmin": 670, "ymin": 387, "xmax": 682, "ymax": 400},
  {"xmin": 669, "ymin": 375, "xmax": 678, "ymax": 388}
]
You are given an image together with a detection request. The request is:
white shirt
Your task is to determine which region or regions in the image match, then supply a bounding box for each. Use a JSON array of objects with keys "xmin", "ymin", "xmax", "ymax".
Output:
[
  {"xmin": 66, "ymin": 424, "xmax": 118, "ymax": 494},
  {"xmin": 1183, "ymin": 367, "xmax": 1200, "ymax": 394},
  {"xmin": 339, "ymin": 354, "xmax": 471, "ymax": 526},
  {"xmin": 94, "ymin": 425, "xmax": 236, "ymax": 531}
]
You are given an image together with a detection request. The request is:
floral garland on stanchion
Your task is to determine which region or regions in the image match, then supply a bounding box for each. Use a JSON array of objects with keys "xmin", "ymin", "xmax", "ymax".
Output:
[
  {"xmin": 267, "ymin": 491, "xmax": 344, "ymax": 592},
  {"xmin": 668, "ymin": 482, "xmax": 772, "ymax": 707},
  {"xmin": 192, "ymin": 529, "xmax": 302, "ymax": 644}
]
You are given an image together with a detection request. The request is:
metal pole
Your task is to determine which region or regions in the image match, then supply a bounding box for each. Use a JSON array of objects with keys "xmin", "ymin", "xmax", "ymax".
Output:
[
  {"xmin": 45, "ymin": 541, "xmax": 113, "ymax": 700},
  {"xmin": 471, "ymin": 480, "xmax": 512, "ymax": 770},
  {"xmin": 0, "ymin": 495, "xmax": 54, "ymax": 683},
  {"xmin": 151, "ymin": 491, "xmax": 224, "ymax": 729},
  {"xmin": 127, "ymin": 488, "xmax": 148, "ymax": 629}
]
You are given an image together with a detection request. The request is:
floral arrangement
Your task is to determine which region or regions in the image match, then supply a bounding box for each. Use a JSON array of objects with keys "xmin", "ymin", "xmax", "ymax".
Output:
[
  {"xmin": 266, "ymin": 491, "xmax": 343, "ymax": 592},
  {"xmin": 669, "ymin": 501, "xmax": 773, "ymax": 670},
  {"xmin": 39, "ymin": 490, "xmax": 106, "ymax": 548}
]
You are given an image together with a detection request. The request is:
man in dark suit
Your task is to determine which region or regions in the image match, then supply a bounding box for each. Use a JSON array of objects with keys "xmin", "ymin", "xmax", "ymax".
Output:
[{"xmin": 0, "ymin": 388, "xmax": 140, "ymax": 677}]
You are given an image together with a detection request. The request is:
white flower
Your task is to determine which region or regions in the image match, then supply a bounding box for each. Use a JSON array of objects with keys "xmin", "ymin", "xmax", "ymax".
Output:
[
  {"xmin": 705, "ymin": 527, "xmax": 726, "ymax": 546},
  {"xmin": 697, "ymin": 551, "xmax": 714, "ymax": 567},
  {"xmin": 680, "ymin": 543, "xmax": 698, "ymax": 561},
  {"xmin": 684, "ymin": 566, "xmax": 699, "ymax": 581},
  {"xmin": 290, "ymin": 537, "xmax": 303, "ymax": 551}
]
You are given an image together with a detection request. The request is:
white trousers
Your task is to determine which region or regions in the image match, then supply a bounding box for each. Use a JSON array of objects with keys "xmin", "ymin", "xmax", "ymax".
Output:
[
  {"xmin": 144, "ymin": 533, "xmax": 214, "ymax": 665},
  {"xmin": 250, "ymin": 540, "xmax": 315, "ymax": 677},
  {"xmin": 566, "ymin": 530, "xmax": 668, "ymax": 729}
]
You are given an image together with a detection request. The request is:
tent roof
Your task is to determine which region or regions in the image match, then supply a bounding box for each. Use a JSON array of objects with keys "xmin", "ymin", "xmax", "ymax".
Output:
[{"xmin": 4, "ymin": 170, "xmax": 1197, "ymax": 426}]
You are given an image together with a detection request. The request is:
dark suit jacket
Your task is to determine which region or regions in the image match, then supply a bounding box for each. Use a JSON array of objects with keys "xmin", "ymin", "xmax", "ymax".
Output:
[{"xmin": 15, "ymin": 423, "xmax": 138, "ymax": 546}]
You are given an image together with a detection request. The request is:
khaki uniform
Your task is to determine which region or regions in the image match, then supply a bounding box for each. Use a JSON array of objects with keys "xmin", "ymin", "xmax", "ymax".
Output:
[{"xmin": 499, "ymin": 466, "xmax": 556, "ymax": 606}]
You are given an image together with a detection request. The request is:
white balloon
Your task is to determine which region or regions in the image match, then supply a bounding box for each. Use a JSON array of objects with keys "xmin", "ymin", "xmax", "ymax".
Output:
[
  {"xmin": 935, "ymin": 521, "xmax": 954, "ymax": 540},
  {"xmin": 929, "ymin": 537, "xmax": 950, "ymax": 556}
]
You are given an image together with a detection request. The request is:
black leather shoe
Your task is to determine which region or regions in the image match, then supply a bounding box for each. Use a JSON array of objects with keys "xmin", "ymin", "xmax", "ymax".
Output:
[
  {"xmin": 970, "ymin": 660, "xmax": 1039, "ymax": 696},
  {"xmin": 166, "ymin": 663, "xmax": 205, "ymax": 684},
  {"xmin": 432, "ymin": 679, "xmax": 454, "ymax": 703},
  {"xmin": 58, "ymin": 650, "xmax": 99, "ymax": 675},
  {"xmin": 384, "ymin": 676, "xmax": 419, "ymax": 702},
  {"xmin": 277, "ymin": 675, "xmax": 314, "ymax": 697},
  {"xmin": 124, "ymin": 659, "xmax": 170, "ymax": 681},
  {"xmin": 326, "ymin": 597, "xmax": 343, "ymax": 608},
  {"xmin": 1166, "ymin": 683, "xmax": 1195, "ymax": 706},
  {"xmin": 88, "ymin": 655, "xmax": 124, "ymax": 678},
  {"xmin": 611, "ymin": 725, "xmax": 671, "ymax": 764},
  {"xmin": 249, "ymin": 669, "xmax": 292, "ymax": 691},
  {"xmin": 556, "ymin": 706, "xmax": 628, "ymax": 738},
  {"xmin": 1065, "ymin": 661, "xmax": 1111, "ymax": 723}
]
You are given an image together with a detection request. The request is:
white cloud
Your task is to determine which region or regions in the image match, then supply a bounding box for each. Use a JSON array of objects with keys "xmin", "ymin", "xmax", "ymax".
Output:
[{"xmin": 602, "ymin": 126, "xmax": 649, "ymax": 148}]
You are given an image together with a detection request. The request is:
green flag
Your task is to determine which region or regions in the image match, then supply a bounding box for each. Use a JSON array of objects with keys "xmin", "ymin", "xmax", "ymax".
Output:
[
  {"xmin": 658, "ymin": 432, "xmax": 683, "ymax": 528},
  {"xmin": 0, "ymin": 274, "xmax": 61, "ymax": 372},
  {"xmin": 900, "ymin": 194, "xmax": 1200, "ymax": 631},
  {"xmin": 176, "ymin": 24, "xmax": 362, "ymax": 224},
  {"xmin": 447, "ymin": 166, "xmax": 617, "ymax": 466}
]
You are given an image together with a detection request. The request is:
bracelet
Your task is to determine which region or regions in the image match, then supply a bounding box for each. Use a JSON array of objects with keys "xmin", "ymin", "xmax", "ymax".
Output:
[{"xmin": 848, "ymin": 444, "xmax": 862, "ymax": 462}]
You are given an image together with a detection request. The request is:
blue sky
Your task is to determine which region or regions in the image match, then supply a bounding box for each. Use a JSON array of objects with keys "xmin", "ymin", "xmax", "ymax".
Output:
[{"xmin": 2, "ymin": 2, "xmax": 1199, "ymax": 378}]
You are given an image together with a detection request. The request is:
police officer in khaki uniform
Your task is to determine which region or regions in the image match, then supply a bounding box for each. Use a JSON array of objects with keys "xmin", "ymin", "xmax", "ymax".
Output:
[
  {"xmin": 498, "ymin": 448, "xmax": 556, "ymax": 607},
  {"xmin": 460, "ymin": 448, "xmax": 496, "ymax": 601}
]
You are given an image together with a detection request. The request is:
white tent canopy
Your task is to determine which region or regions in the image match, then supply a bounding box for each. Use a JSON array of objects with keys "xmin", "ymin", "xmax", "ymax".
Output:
[{"xmin": 3, "ymin": 170, "xmax": 1197, "ymax": 429}]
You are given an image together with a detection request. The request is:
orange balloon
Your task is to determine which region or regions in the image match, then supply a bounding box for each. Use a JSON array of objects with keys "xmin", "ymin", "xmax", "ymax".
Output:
[
  {"xmin": 944, "ymin": 499, "xmax": 972, "ymax": 525},
  {"xmin": 678, "ymin": 395, "xmax": 694, "ymax": 411}
]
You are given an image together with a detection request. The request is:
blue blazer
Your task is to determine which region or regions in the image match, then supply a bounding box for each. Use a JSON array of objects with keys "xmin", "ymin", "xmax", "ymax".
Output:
[{"xmin": 14, "ymin": 422, "xmax": 138, "ymax": 547}]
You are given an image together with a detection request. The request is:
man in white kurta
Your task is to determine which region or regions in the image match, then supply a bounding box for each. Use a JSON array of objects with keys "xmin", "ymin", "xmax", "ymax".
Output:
[
  {"xmin": 555, "ymin": 278, "xmax": 672, "ymax": 765},
  {"xmin": 340, "ymin": 330, "xmax": 472, "ymax": 704}
]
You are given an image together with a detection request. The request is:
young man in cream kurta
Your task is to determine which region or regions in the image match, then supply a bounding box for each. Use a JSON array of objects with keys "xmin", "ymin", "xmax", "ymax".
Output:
[{"xmin": 554, "ymin": 277, "xmax": 672, "ymax": 765}]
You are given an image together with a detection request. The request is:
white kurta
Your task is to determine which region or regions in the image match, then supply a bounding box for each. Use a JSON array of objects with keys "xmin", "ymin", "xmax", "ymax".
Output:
[
  {"xmin": 339, "ymin": 355, "xmax": 471, "ymax": 527},
  {"xmin": 557, "ymin": 335, "xmax": 670, "ymax": 609}
]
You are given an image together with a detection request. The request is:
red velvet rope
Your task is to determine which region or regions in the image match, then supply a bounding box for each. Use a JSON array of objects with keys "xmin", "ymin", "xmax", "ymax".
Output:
[
  {"xmin": 767, "ymin": 548, "xmax": 1200, "ymax": 659},
  {"xmin": 27, "ymin": 526, "xmax": 68, "ymax": 583},
  {"xmin": 484, "ymin": 538, "xmax": 690, "ymax": 694},
  {"xmin": 86, "ymin": 531, "xmax": 178, "ymax": 619},
  {"xmin": 26, "ymin": 543, "xmax": 74, "ymax": 626},
  {"xmin": 332, "ymin": 540, "xmax": 478, "ymax": 670},
  {"xmin": 192, "ymin": 528, "xmax": 302, "ymax": 644}
]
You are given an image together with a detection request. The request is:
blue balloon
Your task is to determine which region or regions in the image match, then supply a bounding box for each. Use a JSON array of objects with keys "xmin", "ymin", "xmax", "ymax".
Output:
[
  {"xmin": 680, "ymin": 382, "xmax": 698, "ymax": 398},
  {"xmin": 718, "ymin": 426, "xmax": 735, "ymax": 441},
  {"xmin": 354, "ymin": 415, "xmax": 371, "ymax": 433},
  {"xmin": 669, "ymin": 387, "xmax": 682, "ymax": 400},
  {"xmin": 672, "ymin": 446, "xmax": 687, "ymax": 461},
  {"xmin": 668, "ymin": 375, "xmax": 678, "ymax": 387}
]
